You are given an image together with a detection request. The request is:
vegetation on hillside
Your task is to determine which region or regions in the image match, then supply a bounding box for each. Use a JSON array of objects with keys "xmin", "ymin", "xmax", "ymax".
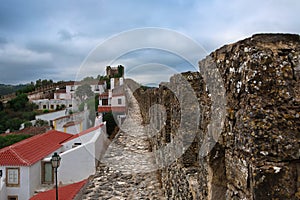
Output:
[
  {"xmin": 16, "ymin": 79, "xmax": 54, "ymax": 94},
  {"xmin": 0, "ymin": 84, "xmax": 27, "ymax": 96},
  {"xmin": 0, "ymin": 93, "xmax": 38, "ymax": 133},
  {"xmin": 0, "ymin": 134, "xmax": 33, "ymax": 149}
]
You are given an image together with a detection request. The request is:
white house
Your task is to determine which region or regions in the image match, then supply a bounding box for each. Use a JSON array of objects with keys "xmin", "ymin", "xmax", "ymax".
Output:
[
  {"xmin": 51, "ymin": 111, "xmax": 87, "ymax": 134},
  {"xmin": 32, "ymin": 99, "xmax": 75, "ymax": 111},
  {"xmin": 98, "ymin": 78, "xmax": 126, "ymax": 110},
  {"xmin": 32, "ymin": 81, "xmax": 106, "ymax": 111},
  {"xmin": 98, "ymin": 78, "xmax": 126, "ymax": 125},
  {"xmin": 0, "ymin": 123, "xmax": 109, "ymax": 200},
  {"xmin": 35, "ymin": 110, "xmax": 89, "ymax": 134},
  {"xmin": 64, "ymin": 81, "xmax": 107, "ymax": 100}
]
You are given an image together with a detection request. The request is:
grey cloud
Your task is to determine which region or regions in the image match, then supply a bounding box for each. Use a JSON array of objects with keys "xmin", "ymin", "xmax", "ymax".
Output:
[
  {"xmin": 0, "ymin": 0, "xmax": 299, "ymax": 85},
  {"xmin": 0, "ymin": 61, "xmax": 55, "ymax": 85},
  {"xmin": 0, "ymin": 36, "xmax": 7, "ymax": 45},
  {"xmin": 57, "ymin": 29, "xmax": 78, "ymax": 41}
]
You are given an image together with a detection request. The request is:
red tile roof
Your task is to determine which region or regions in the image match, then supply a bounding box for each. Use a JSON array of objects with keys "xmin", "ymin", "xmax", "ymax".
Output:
[
  {"xmin": 99, "ymin": 92, "xmax": 109, "ymax": 98},
  {"xmin": 30, "ymin": 179, "xmax": 88, "ymax": 200},
  {"xmin": 0, "ymin": 130, "xmax": 73, "ymax": 166},
  {"xmin": 98, "ymin": 106, "xmax": 112, "ymax": 112},
  {"xmin": 112, "ymin": 93, "xmax": 125, "ymax": 97},
  {"xmin": 98, "ymin": 106, "xmax": 126, "ymax": 113}
]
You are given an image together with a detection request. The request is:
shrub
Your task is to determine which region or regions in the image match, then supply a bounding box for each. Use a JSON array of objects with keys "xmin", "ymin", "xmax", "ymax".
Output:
[
  {"xmin": 43, "ymin": 109, "xmax": 49, "ymax": 113},
  {"xmin": 35, "ymin": 119, "xmax": 49, "ymax": 127},
  {"xmin": 24, "ymin": 121, "xmax": 33, "ymax": 128}
]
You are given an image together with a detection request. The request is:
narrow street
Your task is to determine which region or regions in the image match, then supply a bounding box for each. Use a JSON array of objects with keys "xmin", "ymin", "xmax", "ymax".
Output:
[{"xmin": 82, "ymin": 87, "xmax": 164, "ymax": 199}]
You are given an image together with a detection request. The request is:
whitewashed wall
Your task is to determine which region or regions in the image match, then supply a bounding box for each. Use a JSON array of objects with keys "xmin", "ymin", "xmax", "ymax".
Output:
[
  {"xmin": 54, "ymin": 93, "xmax": 71, "ymax": 100},
  {"xmin": 4, "ymin": 166, "xmax": 30, "ymax": 200},
  {"xmin": 58, "ymin": 142, "xmax": 96, "ymax": 184},
  {"xmin": 62, "ymin": 127, "xmax": 97, "ymax": 152},
  {"xmin": 94, "ymin": 124, "xmax": 109, "ymax": 162},
  {"xmin": 58, "ymin": 124, "xmax": 109, "ymax": 184},
  {"xmin": 111, "ymin": 95, "xmax": 125, "ymax": 107},
  {"xmin": 66, "ymin": 85, "xmax": 78, "ymax": 94},
  {"xmin": 64, "ymin": 123, "xmax": 82, "ymax": 134},
  {"xmin": 35, "ymin": 110, "xmax": 66, "ymax": 122},
  {"xmin": 54, "ymin": 112, "xmax": 85, "ymax": 134},
  {"xmin": 0, "ymin": 166, "xmax": 7, "ymax": 200},
  {"xmin": 29, "ymin": 162, "xmax": 41, "ymax": 198}
]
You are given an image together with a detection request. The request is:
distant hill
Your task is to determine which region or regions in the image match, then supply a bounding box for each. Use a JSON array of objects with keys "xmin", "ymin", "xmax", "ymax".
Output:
[{"xmin": 0, "ymin": 84, "xmax": 27, "ymax": 96}]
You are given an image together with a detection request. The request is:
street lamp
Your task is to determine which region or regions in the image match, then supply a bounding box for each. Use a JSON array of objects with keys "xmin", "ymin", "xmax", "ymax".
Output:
[{"xmin": 51, "ymin": 152, "xmax": 61, "ymax": 200}]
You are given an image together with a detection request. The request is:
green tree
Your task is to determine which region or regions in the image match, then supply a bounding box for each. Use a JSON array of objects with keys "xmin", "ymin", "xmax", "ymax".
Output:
[
  {"xmin": 0, "ymin": 93, "xmax": 40, "ymax": 133},
  {"xmin": 8, "ymin": 93, "xmax": 29, "ymax": 111},
  {"xmin": 5, "ymin": 118, "xmax": 23, "ymax": 131},
  {"xmin": 36, "ymin": 79, "xmax": 42, "ymax": 88},
  {"xmin": 75, "ymin": 84, "xmax": 94, "ymax": 101},
  {"xmin": 117, "ymin": 65, "xmax": 124, "ymax": 77},
  {"xmin": 0, "ymin": 101, "xmax": 3, "ymax": 111},
  {"xmin": 103, "ymin": 112, "xmax": 117, "ymax": 136},
  {"xmin": 35, "ymin": 119, "xmax": 49, "ymax": 127},
  {"xmin": 78, "ymin": 94, "xmax": 99, "ymax": 126},
  {"xmin": 22, "ymin": 111, "xmax": 36, "ymax": 121},
  {"xmin": 24, "ymin": 121, "xmax": 33, "ymax": 128},
  {"xmin": 16, "ymin": 83, "xmax": 35, "ymax": 94},
  {"xmin": 82, "ymin": 76, "xmax": 96, "ymax": 82}
]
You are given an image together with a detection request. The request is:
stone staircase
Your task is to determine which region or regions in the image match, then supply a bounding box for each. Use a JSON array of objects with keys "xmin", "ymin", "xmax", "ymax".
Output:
[{"xmin": 82, "ymin": 87, "xmax": 164, "ymax": 199}]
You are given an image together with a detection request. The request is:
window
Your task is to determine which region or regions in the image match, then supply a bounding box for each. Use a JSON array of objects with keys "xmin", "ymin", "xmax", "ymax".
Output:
[
  {"xmin": 72, "ymin": 143, "xmax": 82, "ymax": 148},
  {"xmin": 50, "ymin": 105, "xmax": 54, "ymax": 109},
  {"xmin": 8, "ymin": 196, "xmax": 18, "ymax": 200},
  {"xmin": 118, "ymin": 98, "xmax": 122, "ymax": 105},
  {"xmin": 6, "ymin": 168, "xmax": 20, "ymax": 187},
  {"xmin": 42, "ymin": 162, "xmax": 53, "ymax": 184},
  {"xmin": 102, "ymin": 99, "xmax": 108, "ymax": 105},
  {"xmin": 43, "ymin": 105, "xmax": 47, "ymax": 109}
]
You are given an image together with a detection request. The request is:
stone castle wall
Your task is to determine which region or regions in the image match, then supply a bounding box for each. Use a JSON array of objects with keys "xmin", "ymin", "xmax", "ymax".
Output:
[{"xmin": 132, "ymin": 34, "xmax": 300, "ymax": 199}]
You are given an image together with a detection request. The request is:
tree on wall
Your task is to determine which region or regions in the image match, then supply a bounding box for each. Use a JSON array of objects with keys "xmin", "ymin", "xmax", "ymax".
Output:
[{"xmin": 117, "ymin": 65, "xmax": 124, "ymax": 77}]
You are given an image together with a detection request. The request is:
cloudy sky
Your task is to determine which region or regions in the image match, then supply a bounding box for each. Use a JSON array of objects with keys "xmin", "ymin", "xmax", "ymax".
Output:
[{"xmin": 0, "ymin": 0, "xmax": 299, "ymax": 85}]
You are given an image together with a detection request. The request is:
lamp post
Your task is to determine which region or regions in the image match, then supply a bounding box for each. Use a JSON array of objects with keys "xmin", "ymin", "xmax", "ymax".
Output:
[{"xmin": 51, "ymin": 152, "xmax": 61, "ymax": 200}]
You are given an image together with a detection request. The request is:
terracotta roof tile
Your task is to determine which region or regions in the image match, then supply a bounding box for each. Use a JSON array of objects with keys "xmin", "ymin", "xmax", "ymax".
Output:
[
  {"xmin": 30, "ymin": 179, "xmax": 88, "ymax": 200},
  {"xmin": 98, "ymin": 106, "xmax": 126, "ymax": 113},
  {"xmin": 0, "ymin": 130, "xmax": 73, "ymax": 166}
]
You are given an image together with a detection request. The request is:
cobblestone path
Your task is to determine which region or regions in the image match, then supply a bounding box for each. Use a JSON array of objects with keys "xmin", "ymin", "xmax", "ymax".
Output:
[{"xmin": 82, "ymin": 87, "xmax": 164, "ymax": 199}]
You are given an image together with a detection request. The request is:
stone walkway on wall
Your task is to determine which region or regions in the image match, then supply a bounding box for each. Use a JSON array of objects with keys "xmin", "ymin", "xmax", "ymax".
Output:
[{"xmin": 82, "ymin": 87, "xmax": 164, "ymax": 200}]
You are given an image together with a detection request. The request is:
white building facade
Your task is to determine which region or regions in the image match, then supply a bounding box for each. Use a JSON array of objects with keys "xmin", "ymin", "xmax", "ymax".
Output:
[{"xmin": 0, "ymin": 124, "xmax": 109, "ymax": 200}]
